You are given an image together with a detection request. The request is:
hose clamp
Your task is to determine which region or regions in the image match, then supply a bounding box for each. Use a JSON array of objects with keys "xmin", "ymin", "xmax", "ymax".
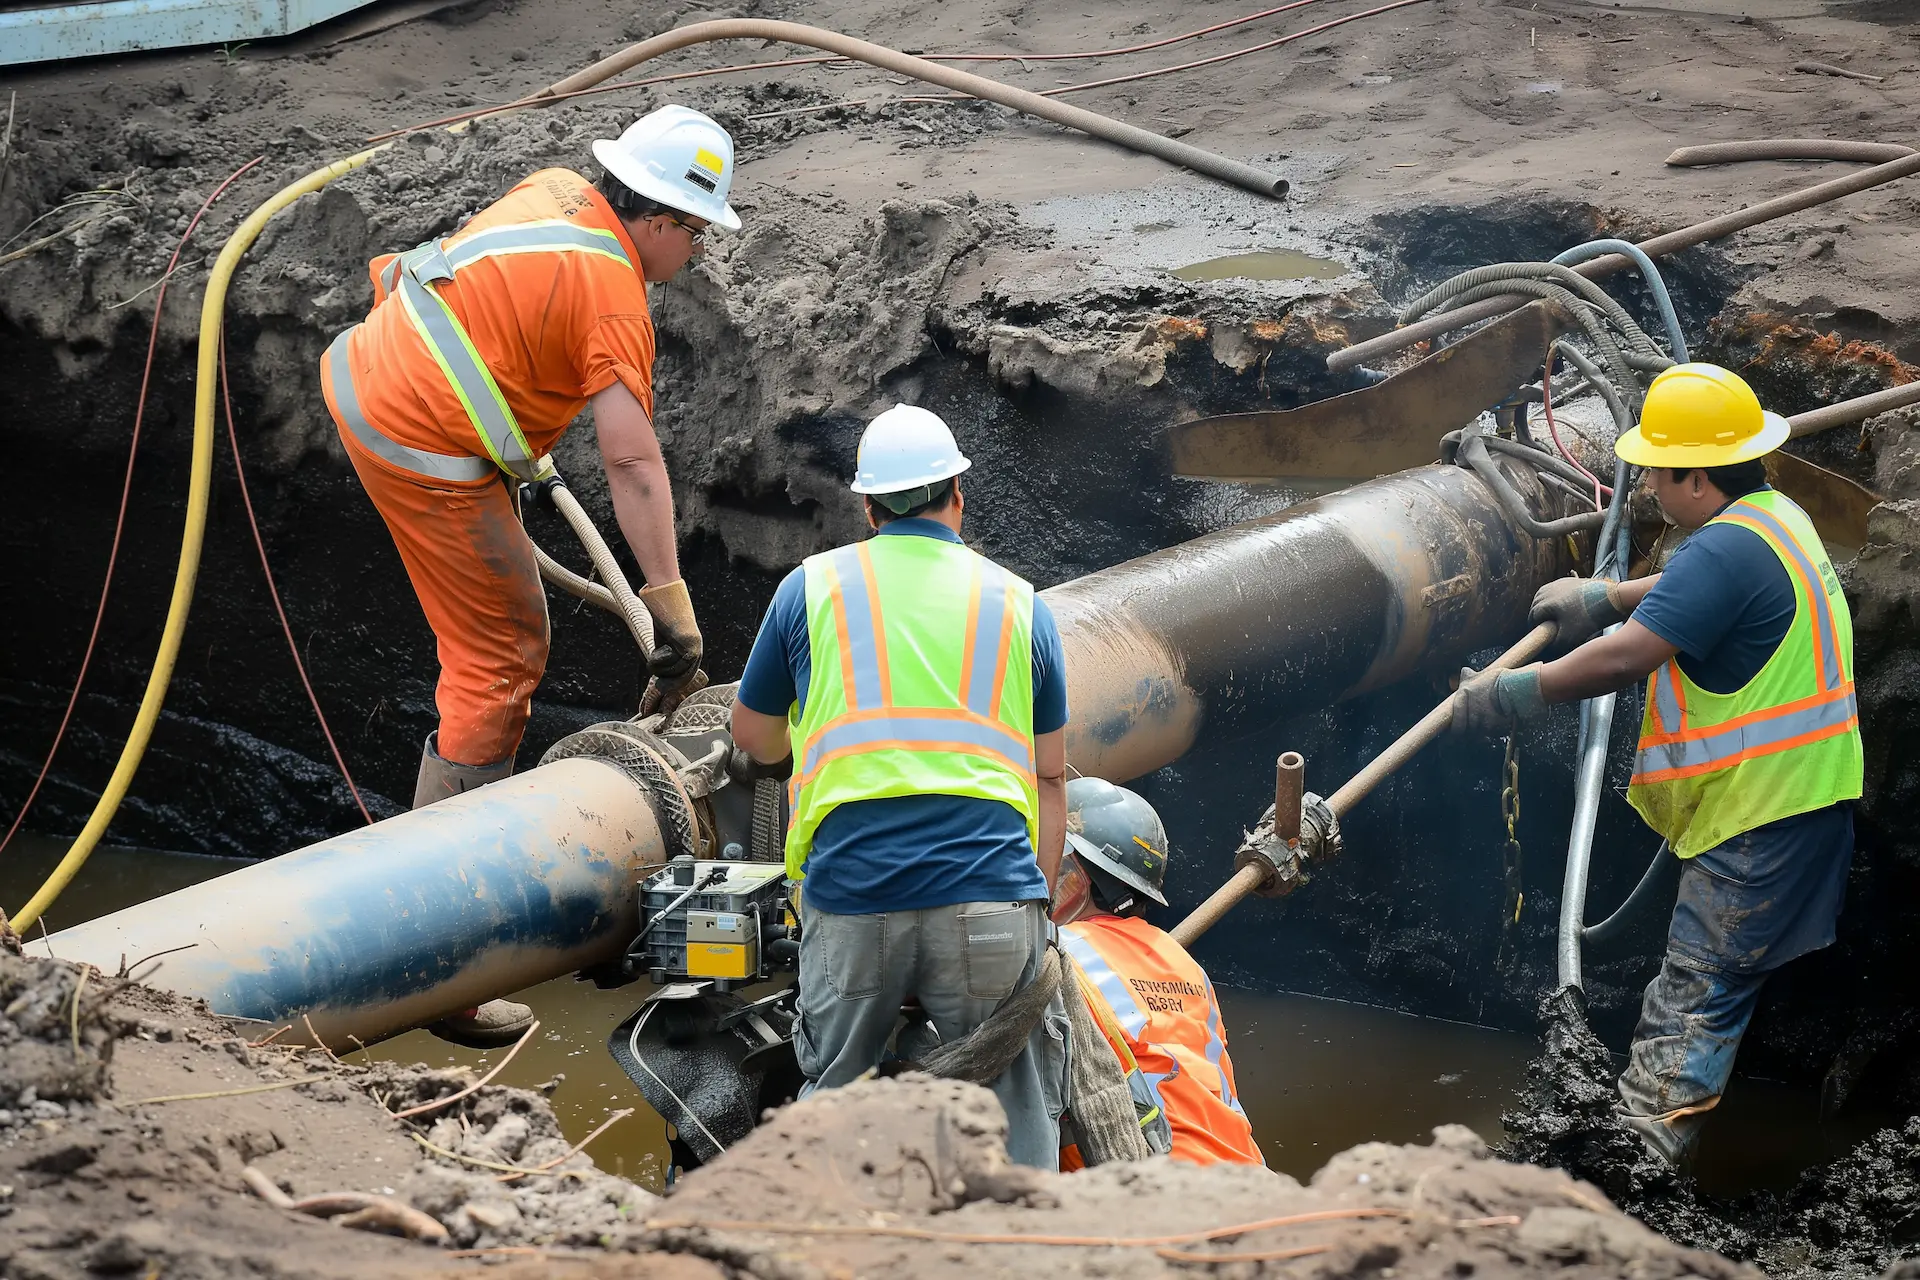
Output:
[{"xmin": 1231, "ymin": 791, "xmax": 1341, "ymax": 900}]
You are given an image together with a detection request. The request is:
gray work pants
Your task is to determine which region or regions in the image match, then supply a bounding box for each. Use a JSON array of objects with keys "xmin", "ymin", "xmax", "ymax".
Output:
[{"xmin": 794, "ymin": 896, "xmax": 1065, "ymax": 1170}]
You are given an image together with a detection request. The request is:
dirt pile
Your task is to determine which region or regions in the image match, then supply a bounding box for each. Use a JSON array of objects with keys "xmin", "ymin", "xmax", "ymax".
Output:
[
  {"xmin": 0, "ymin": 951, "xmax": 647, "ymax": 1277},
  {"xmin": 1502, "ymin": 991, "xmax": 1920, "ymax": 1279},
  {"xmin": 621, "ymin": 1071, "xmax": 1755, "ymax": 1279}
]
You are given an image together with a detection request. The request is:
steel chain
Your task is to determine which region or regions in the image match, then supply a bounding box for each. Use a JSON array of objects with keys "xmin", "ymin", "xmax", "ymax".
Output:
[{"xmin": 1496, "ymin": 733, "xmax": 1524, "ymax": 971}]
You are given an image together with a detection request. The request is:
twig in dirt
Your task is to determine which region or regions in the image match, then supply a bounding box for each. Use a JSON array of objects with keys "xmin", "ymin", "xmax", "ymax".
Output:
[
  {"xmin": 496, "ymin": 1108, "xmax": 633, "ymax": 1182},
  {"xmin": 0, "ymin": 213, "xmax": 113, "ymax": 268},
  {"xmin": 646, "ymin": 1207, "xmax": 1411, "ymax": 1249},
  {"xmin": 1156, "ymin": 1244, "xmax": 1333, "ymax": 1264},
  {"xmin": 250, "ymin": 1025, "xmax": 293, "ymax": 1048},
  {"xmin": 120, "ymin": 1078, "xmax": 309, "ymax": 1106},
  {"xmin": 1794, "ymin": 60, "xmax": 1884, "ymax": 83},
  {"xmin": 69, "ymin": 965, "xmax": 89, "ymax": 1057},
  {"xmin": 410, "ymin": 1131, "xmax": 590, "ymax": 1180},
  {"xmin": 0, "ymin": 92, "xmax": 15, "ymax": 202},
  {"xmin": 303, "ymin": 1012, "xmax": 339, "ymax": 1060},
  {"xmin": 117, "ymin": 942, "xmax": 198, "ymax": 979},
  {"xmin": 243, "ymin": 1166, "xmax": 449, "ymax": 1243},
  {"xmin": 37, "ymin": 918, "xmax": 53, "ymax": 959},
  {"xmin": 448, "ymin": 1248, "xmax": 600, "ymax": 1260},
  {"xmin": 391, "ymin": 1018, "xmax": 540, "ymax": 1119},
  {"xmin": 104, "ymin": 255, "xmax": 208, "ymax": 311}
]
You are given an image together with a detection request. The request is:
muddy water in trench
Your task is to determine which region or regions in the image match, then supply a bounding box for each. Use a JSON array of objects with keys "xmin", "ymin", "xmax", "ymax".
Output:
[{"xmin": 8, "ymin": 837, "xmax": 1886, "ymax": 1197}]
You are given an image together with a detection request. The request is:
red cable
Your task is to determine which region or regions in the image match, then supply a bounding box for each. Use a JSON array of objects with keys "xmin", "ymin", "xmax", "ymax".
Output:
[
  {"xmin": 1540, "ymin": 350, "xmax": 1610, "ymax": 511},
  {"xmin": 0, "ymin": 155, "xmax": 267, "ymax": 859},
  {"xmin": 218, "ymin": 333, "xmax": 373, "ymax": 825}
]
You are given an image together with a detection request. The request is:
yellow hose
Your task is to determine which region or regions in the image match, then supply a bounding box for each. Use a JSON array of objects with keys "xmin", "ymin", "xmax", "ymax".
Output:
[{"xmin": 12, "ymin": 146, "xmax": 389, "ymax": 934}]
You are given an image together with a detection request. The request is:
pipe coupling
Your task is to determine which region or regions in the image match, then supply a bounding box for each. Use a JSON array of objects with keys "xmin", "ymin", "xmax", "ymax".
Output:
[
  {"xmin": 1231, "ymin": 791, "xmax": 1342, "ymax": 899},
  {"xmin": 541, "ymin": 721, "xmax": 703, "ymax": 862}
]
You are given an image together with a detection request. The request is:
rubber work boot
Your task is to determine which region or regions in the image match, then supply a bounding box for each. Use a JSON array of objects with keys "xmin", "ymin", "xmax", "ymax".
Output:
[
  {"xmin": 412, "ymin": 731, "xmax": 514, "ymax": 809},
  {"xmin": 431, "ymin": 1000, "xmax": 536, "ymax": 1050},
  {"xmin": 410, "ymin": 732, "xmax": 532, "ymax": 1048}
]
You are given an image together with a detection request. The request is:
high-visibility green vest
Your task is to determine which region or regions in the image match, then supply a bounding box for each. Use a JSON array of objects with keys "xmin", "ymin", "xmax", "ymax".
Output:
[
  {"xmin": 784, "ymin": 532, "xmax": 1038, "ymax": 880},
  {"xmin": 1627, "ymin": 490, "xmax": 1863, "ymax": 856}
]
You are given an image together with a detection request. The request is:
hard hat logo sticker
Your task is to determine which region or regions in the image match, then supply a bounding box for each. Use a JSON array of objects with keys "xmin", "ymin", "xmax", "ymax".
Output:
[{"xmin": 693, "ymin": 147, "xmax": 725, "ymax": 175}]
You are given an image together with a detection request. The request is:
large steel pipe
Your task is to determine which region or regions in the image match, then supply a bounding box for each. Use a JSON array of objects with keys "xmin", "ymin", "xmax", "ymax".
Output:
[
  {"xmin": 46, "ymin": 757, "xmax": 665, "ymax": 1048},
  {"xmin": 1047, "ymin": 462, "xmax": 1566, "ymax": 782}
]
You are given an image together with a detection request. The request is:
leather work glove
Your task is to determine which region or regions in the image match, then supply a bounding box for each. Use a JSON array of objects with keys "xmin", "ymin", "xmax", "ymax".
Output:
[
  {"xmin": 1453, "ymin": 665, "xmax": 1547, "ymax": 736},
  {"xmin": 638, "ymin": 578, "xmax": 703, "ymax": 684},
  {"xmin": 1529, "ymin": 577, "xmax": 1629, "ymax": 649}
]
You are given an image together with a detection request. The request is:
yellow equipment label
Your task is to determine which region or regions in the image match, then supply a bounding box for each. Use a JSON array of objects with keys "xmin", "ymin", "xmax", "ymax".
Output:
[
  {"xmin": 693, "ymin": 147, "xmax": 725, "ymax": 175},
  {"xmin": 687, "ymin": 943, "xmax": 750, "ymax": 979}
]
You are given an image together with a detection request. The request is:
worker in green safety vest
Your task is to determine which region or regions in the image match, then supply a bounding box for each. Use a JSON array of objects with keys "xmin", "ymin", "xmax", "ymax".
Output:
[
  {"xmin": 1455, "ymin": 363, "xmax": 1863, "ymax": 1168},
  {"xmin": 729, "ymin": 404, "xmax": 1071, "ymax": 1169}
]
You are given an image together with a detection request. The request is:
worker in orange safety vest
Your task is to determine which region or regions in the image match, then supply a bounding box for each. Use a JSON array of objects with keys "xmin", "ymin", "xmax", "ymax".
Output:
[
  {"xmin": 321, "ymin": 105, "xmax": 741, "ymax": 1048},
  {"xmin": 1053, "ymin": 778, "xmax": 1264, "ymax": 1169}
]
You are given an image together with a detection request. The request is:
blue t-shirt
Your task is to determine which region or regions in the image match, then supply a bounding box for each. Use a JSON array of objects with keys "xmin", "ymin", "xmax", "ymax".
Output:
[
  {"xmin": 1633, "ymin": 494, "xmax": 1798, "ymax": 695},
  {"xmin": 737, "ymin": 519, "xmax": 1067, "ymax": 915}
]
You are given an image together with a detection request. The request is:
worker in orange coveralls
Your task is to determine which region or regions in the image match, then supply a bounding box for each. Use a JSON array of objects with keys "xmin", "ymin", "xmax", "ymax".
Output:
[
  {"xmin": 1053, "ymin": 778, "xmax": 1264, "ymax": 1169},
  {"xmin": 319, "ymin": 106, "xmax": 741, "ymax": 1047}
]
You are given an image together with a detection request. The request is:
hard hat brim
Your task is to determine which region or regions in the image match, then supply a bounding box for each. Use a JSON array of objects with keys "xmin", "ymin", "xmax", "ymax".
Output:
[
  {"xmin": 1065, "ymin": 831, "xmax": 1169, "ymax": 907},
  {"xmin": 848, "ymin": 455, "xmax": 971, "ymax": 496},
  {"xmin": 1614, "ymin": 410, "xmax": 1792, "ymax": 469},
  {"xmin": 592, "ymin": 138, "xmax": 742, "ymax": 232}
]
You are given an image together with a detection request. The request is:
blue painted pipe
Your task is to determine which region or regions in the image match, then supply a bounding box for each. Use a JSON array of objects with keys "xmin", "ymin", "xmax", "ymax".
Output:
[{"xmin": 46, "ymin": 757, "xmax": 664, "ymax": 1048}]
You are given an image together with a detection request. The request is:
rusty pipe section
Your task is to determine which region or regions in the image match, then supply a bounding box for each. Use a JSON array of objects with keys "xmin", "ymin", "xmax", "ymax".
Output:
[
  {"xmin": 44, "ymin": 757, "xmax": 665, "ymax": 1049},
  {"xmin": 1046, "ymin": 462, "xmax": 1565, "ymax": 782}
]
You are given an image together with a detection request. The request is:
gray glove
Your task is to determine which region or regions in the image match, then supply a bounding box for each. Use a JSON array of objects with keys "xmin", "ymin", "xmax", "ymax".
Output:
[
  {"xmin": 1453, "ymin": 665, "xmax": 1547, "ymax": 736},
  {"xmin": 1529, "ymin": 577, "xmax": 1629, "ymax": 648}
]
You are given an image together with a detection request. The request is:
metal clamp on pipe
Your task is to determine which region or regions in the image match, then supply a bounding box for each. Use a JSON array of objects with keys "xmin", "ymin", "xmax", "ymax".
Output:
[{"xmin": 1230, "ymin": 752, "xmax": 1343, "ymax": 900}]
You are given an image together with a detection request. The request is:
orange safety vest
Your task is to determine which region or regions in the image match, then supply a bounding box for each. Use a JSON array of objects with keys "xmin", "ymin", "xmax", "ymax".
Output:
[{"xmin": 1059, "ymin": 916, "xmax": 1263, "ymax": 1167}]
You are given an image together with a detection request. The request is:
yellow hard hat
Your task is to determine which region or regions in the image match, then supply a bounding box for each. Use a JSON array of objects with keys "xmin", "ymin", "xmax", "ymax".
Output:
[{"xmin": 1615, "ymin": 363, "xmax": 1790, "ymax": 468}]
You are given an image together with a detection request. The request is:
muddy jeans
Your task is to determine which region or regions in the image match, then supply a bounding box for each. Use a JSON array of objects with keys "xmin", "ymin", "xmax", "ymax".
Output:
[
  {"xmin": 1618, "ymin": 804, "xmax": 1853, "ymax": 1141},
  {"xmin": 794, "ymin": 896, "xmax": 1065, "ymax": 1170}
]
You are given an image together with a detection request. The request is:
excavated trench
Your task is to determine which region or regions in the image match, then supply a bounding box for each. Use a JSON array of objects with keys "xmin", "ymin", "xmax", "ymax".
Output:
[{"xmin": 9, "ymin": 92, "xmax": 1920, "ymax": 1274}]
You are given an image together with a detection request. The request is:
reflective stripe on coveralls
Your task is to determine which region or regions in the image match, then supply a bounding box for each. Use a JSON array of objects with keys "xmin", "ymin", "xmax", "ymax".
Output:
[
  {"xmin": 1060, "ymin": 918, "xmax": 1261, "ymax": 1166},
  {"xmin": 785, "ymin": 535, "xmax": 1038, "ymax": 879},
  {"xmin": 324, "ymin": 330, "xmax": 494, "ymax": 483},
  {"xmin": 344, "ymin": 220, "xmax": 635, "ymax": 483},
  {"xmin": 1628, "ymin": 491, "xmax": 1864, "ymax": 856}
]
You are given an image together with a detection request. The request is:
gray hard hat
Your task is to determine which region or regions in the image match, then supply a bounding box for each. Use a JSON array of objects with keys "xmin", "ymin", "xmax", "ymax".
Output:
[{"xmin": 1064, "ymin": 777, "xmax": 1169, "ymax": 907}]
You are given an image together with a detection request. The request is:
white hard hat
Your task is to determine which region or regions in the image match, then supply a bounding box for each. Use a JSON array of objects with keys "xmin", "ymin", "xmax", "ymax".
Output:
[
  {"xmin": 850, "ymin": 405, "xmax": 972, "ymax": 500},
  {"xmin": 591, "ymin": 105, "xmax": 742, "ymax": 232}
]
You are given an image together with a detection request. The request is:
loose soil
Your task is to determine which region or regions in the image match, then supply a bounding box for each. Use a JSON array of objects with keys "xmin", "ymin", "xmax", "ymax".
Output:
[
  {"xmin": 0, "ymin": 945, "xmax": 1758, "ymax": 1278},
  {"xmin": 8, "ymin": 0, "xmax": 1920, "ymax": 1274}
]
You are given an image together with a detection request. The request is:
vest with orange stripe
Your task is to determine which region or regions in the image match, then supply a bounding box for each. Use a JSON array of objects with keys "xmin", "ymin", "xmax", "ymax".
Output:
[
  {"xmin": 1060, "ymin": 916, "xmax": 1264, "ymax": 1167},
  {"xmin": 784, "ymin": 533, "xmax": 1038, "ymax": 880},
  {"xmin": 1628, "ymin": 490, "xmax": 1863, "ymax": 857}
]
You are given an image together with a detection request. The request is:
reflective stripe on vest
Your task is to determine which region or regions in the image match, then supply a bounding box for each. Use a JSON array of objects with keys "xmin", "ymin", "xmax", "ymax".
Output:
[
  {"xmin": 784, "ymin": 534, "xmax": 1039, "ymax": 878},
  {"xmin": 1631, "ymin": 499, "xmax": 1856, "ymax": 786},
  {"xmin": 1062, "ymin": 927, "xmax": 1176, "ymax": 1119},
  {"xmin": 791, "ymin": 544, "xmax": 1032, "ymax": 790},
  {"xmin": 325, "ymin": 329, "xmax": 494, "ymax": 483},
  {"xmin": 1198, "ymin": 970, "xmax": 1248, "ymax": 1119},
  {"xmin": 374, "ymin": 221, "xmax": 634, "ymax": 482},
  {"xmin": 1626, "ymin": 490, "xmax": 1863, "ymax": 855}
]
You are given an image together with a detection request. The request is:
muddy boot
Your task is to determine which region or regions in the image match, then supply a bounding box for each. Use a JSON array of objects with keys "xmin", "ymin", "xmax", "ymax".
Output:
[
  {"xmin": 430, "ymin": 999, "xmax": 536, "ymax": 1049},
  {"xmin": 412, "ymin": 732, "xmax": 514, "ymax": 809},
  {"xmin": 1615, "ymin": 1107, "xmax": 1706, "ymax": 1171}
]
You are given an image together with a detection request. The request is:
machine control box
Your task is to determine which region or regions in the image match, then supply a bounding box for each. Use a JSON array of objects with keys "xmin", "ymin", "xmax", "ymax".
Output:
[{"xmin": 628, "ymin": 858, "xmax": 794, "ymax": 990}]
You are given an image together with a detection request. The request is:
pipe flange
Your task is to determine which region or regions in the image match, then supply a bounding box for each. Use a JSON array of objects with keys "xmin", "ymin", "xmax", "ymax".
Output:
[{"xmin": 541, "ymin": 722, "xmax": 701, "ymax": 862}]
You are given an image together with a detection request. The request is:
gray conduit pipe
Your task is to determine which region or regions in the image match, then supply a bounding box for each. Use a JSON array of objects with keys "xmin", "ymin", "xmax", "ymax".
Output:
[
  {"xmin": 537, "ymin": 20, "xmax": 1289, "ymax": 199},
  {"xmin": 1667, "ymin": 140, "xmax": 1915, "ymax": 168},
  {"xmin": 534, "ymin": 543, "xmax": 623, "ymax": 616},
  {"xmin": 1552, "ymin": 239, "xmax": 1689, "ymax": 363},
  {"xmin": 1790, "ymin": 381, "xmax": 1920, "ymax": 439},
  {"xmin": 1328, "ymin": 149, "xmax": 1920, "ymax": 372}
]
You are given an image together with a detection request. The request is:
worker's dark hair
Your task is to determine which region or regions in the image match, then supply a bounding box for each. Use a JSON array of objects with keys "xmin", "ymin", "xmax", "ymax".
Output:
[
  {"xmin": 867, "ymin": 475, "xmax": 958, "ymax": 525},
  {"xmin": 597, "ymin": 171, "xmax": 678, "ymax": 222},
  {"xmin": 1668, "ymin": 458, "xmax": 1770, "ymax": 499},
  {"xmin": 1082, "ymin": 858, "xmax": 1148, "ymax": 918}
]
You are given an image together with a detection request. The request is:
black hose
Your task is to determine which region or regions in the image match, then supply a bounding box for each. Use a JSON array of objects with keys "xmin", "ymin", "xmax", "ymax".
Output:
[
  {"xmin": 1461, "ymin": 432, "xmax": 1606, "ymax": 537},
  {"xmin": 1582, "ymin": 843, "xmax": 1681, "ymax": 948}
]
